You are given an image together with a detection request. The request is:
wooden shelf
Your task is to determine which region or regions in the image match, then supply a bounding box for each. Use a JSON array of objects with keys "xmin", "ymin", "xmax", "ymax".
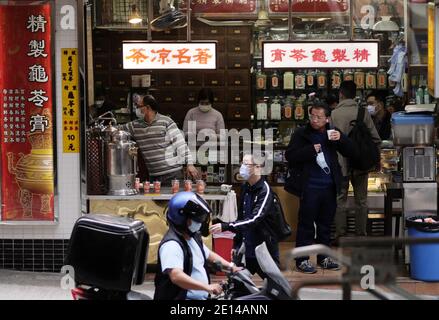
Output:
[{"xmin": 409, "ymin": 64, "xmax": 428, "ymax": 68}]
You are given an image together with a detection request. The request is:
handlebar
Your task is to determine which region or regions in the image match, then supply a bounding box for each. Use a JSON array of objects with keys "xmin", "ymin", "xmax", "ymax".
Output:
[{"xmin": 90, "ymin": 111, "xmax": 117, "ymax": 126}]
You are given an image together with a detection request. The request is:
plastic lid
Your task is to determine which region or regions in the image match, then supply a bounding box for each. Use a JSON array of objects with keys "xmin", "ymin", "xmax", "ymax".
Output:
[{"xmin": 391, "ymin": 111, "xmax": 435, "ymax": 125}]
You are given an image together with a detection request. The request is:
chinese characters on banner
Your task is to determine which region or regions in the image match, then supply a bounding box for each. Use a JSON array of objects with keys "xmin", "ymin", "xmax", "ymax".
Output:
[
  {"xmin": 269, "ymin": 0, "xmax": 349, "ymax": 14},
  {"xmin": 178, "ymin": 0, "xmax": 257, "ymax": 14},
  {"xmin": 61, "ymin": 49, "xmax": 80, "ymax": 153},
  {"xmin": 123, "ymin": 42, "xmax": 217, "ymax": 70},
  {"xmin": 263, "ymin": 42, "xmax": 379, "ymax": 69},
  {"xmin": 0, "ymin": 3, "xmax": 54, "ymax": 221}
]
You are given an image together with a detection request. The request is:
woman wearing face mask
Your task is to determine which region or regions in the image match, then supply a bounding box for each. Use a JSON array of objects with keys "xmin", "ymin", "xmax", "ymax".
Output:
[
  {"xmin": 284, "ymin": 101, "xmax": 355, "ymax": 274},
  {"xmin": 183, "ymin": 88, "xmax": 225, "ymax": 138},
  {"xmin": 209, "ymin": 154, "xmax": 280, "ymax": 279}
]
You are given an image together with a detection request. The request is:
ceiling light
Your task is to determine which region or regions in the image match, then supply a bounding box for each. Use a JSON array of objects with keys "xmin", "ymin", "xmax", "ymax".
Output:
[{"xmin": 128, "ymin": 4, "xmax": 142, "ymax": 24}]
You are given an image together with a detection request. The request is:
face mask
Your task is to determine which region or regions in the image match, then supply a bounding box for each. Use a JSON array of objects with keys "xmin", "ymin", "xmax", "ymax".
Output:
[
  {"xmin": 199, "ymin": 104, "xmax": 212, "ymax": 113},
  {"xmin": 367, "ymin": 105, "xmax": 376, "ymax": 115},
  {"xmin": 239, "ymin": 164, "xmax": 251, "ymax": 180},
  {"xmin": 188, "ymin": 220, "xmax": 202, "ymax": 233},
  {"xmin": 316, "ymin": 151, "xmax": 331, "ymax": 175},
  {"xmin": 95, "ymin": 100, "xmax": 104, "ymax": 108},
  {"xmin": 135, "ymin": 107, "xmax": 144, "ymax": 119}
]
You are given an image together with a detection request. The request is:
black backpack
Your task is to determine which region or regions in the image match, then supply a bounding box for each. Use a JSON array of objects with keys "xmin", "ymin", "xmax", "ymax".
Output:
[
  {"xmin": 348, "ymin": 107, "xmax": 380, "ymax": 171},
  {"xmin": 271, "ymin": 192, "xmax": 292, "ymax": 241}
]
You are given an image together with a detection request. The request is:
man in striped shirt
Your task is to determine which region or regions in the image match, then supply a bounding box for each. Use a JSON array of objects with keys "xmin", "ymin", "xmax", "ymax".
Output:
[{"xmin": 120, "ymin": 95, "xmax": 200, "ymax": 185}]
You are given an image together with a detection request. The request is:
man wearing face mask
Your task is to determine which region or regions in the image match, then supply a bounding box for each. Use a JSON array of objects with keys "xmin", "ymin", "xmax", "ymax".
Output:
[
  {"xmin": 209, "ymin": 154, "xmax": 280, "ymax": 278},
  {"xmin": 120, "ymin": 94, "xmax": 200, "ymax": 185},
  {"xmin": 366, "ymin": 92, "xmax": 391, "ymax": 140},
  {"xmin": 155, "ymin": 191, "xmax": 240, "ymax": 300},
  {"xmin": 285, "ymin": 101, "xmax": 355, "ymax": 274},
  {"xmin": 183, "ymin": 88, "xmax": 225, "ymax": 137}
]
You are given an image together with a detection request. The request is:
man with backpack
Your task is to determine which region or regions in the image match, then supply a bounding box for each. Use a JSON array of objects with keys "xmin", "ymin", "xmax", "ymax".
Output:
[
  {"xmin": 285, "ymin": 100, "xmax": 355, "ymax": 273},
  {"xmin": 331, "ymin": 81, "xmax": 381, "ymax": 239}
]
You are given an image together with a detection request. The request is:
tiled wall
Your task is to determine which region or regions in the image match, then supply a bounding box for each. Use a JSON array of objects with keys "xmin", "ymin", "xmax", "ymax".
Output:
[{"xmin": 0, "ymin": 0, "xmax": 81, "ymax": 272}]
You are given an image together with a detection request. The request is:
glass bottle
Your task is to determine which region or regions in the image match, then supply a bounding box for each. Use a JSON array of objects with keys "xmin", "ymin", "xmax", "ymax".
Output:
[
  {"xmin": 255, "ymin": 61, "xmax": 266, "ymax": 90},
  {"xmin": 354, "ymin": 69, "xmax": 365, "ymax": 89},
  {"xmin": 271, "ymin": 70, "xmax": 280, "ymax": 89},
  {"xmin": 283, "ymin": 71, "xmax": 294, "ymax": 90},
  {"xmin": 343, "ymin": 69, "xmax": 354, "ymax": 82},
  {"xmin": 306, "ymin": 70, "xmax": 315, "ymax": 88},
  {"xmin": 331, "ymin": 70, "xmax": 341, "ymax": 89},
  {"xmin": 256, "ymin": 98, "xmax": 268, "ymax": 120},
  {"xmin": 365, "ymin": 71, "xmax": 377, "ymax": 89},
  {"xmin": 295, "ymin": 70, "xmax": 306, "ymax": 90},
  {"xmin": 377, "ymin": 68, "xmax": 387, "ymax": 89},
  {"xmin": 294, "ymin": 99, "xmax": 305, "ymax": 121},
  {"xmin": 270, "ymin": 97, "xmax": 282, "ymax": 120},
  {"xmin": 283, "ymin": 96, "xmax": 293, "ymax": 120},
  {"xmin": 316, "ymin": 70, "xmax": 327, "ymax": 89}
]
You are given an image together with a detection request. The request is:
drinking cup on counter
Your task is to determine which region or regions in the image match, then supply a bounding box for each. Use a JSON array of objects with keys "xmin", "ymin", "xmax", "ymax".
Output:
[
  {"xmin": 196, "ymin": 180, "xmax": 206, "ymax": 194},
  {"xmin": 184, "ymin": 180, "xmax": 193, "ymax": 192},
  {"xmin": 143, "ymin": 181, "xmax": 150, "ymax": 194},
  {"xmin": 153, "ymin": 181, "xmax": 161, "ymax": 193},
  {"xmin": 171, "ymin": 179, "xmax": 180, "ymax": 194}
]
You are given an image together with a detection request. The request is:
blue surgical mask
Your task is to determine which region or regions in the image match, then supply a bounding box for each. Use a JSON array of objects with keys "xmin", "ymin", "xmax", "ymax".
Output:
[
  {"xmin": 188, "ymin": 220, "xmax": 202, "ymax": 233},
  {"xmin": 316, "ymin": 151, "xmax": 331, "ymax": 175},
  {"xmin": 239, "ymin": 164, "xmax": 251, "ymax": 180}
]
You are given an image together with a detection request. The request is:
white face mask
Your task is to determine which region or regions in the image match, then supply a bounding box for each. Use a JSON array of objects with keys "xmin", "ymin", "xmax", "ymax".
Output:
[
  {"xmin": 95, "ymin": 100, "xmax": 104, "ymax": 108},
  {"xmin": 188, "ymin": 220, "xmax": 202, "ymax": 233},
  {"xmin": 199, "ymin": 104, "xmax": 212, "ymax": 113},
  {"xmin": 316, "ymin": 151, "xmax": 331, "ymax": 175},
  {"xmin": 367, "ymin": 105, "xmax": 376, "ymax": 115},
  {"xmin": 135, "ymin": 107, "xmax": 145, "ymax": 119},
  {"xmin": 239, "ymin": 164, "xmax": 251, "ymax": 180}
]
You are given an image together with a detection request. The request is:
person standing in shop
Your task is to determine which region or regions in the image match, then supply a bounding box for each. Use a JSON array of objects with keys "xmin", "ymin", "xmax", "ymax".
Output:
[
  {"xmin": 209, "ymin": 154, "xmax": 279, "ymax": 279},
  {"xmin": 183, "ymin": 88, "xmax": 225, "ymax": 137},
  {"xmin": 331, "ymin": 81, "xmax": 381, "ymax": 239},
  {"xmin": 285, "ymin": 100, "xmax": 355, "ymax": 273},
  {"xmin": 366, "ymin": 92, "xmax": 392, "ymax": 140},
  {"xmin": 120, "ymin": 94, "xmax": 200, "ymax": 185}
]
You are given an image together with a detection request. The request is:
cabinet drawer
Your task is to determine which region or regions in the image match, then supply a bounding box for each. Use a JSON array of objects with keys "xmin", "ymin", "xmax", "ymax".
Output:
[
  {"xmin": 109, "ymin": 88, "xmax": 130, "ymax": 107},
  {"xmin": 227, "ymin": 88, "xmax": 249, "ymax": 103},
  {"xmin": 111, "ymin": 53, "xmax": 123, "ymax": 70},
  {"xmin": 157, "ymin": 72, "xmax": 181, "ymax": 87},
  {"xmin": 227, "ymin": 27, "xmax": 251, "ymax": 37},
  {"xmin": 181, "ymin": 72, "xmax": 203, "ymax": 86},
  {"xmin": 227, "ymin": 37, "xmax": 250, "ymax": 53},
  {"xmin": 211, "ymin": 88, "xmax": 225, "ymax": 103},
  {"xmin": 94, "ymin": 55, "xmax": 110, "ymax": 71},
  {"xmin": 217, "ymin": 53, "xmax": 226, "ymax": 69},
  {"xmin": 183, "ymin": 89, "xmax": 202, "ymax": 104},
  {"xmin": 227, "ymin": 104, "xmax": 251, "ymax": 120},
  {"xmin": 204, "ymin": 71, "xmax": 225, "ymax": 86},
  {"xmin": 227, "ymin": 70, "xmax": 249, "ymax": 86},
  {"xmin": 93, "ymin": 37, "xmax": 110, "ymax": 53},
  {"xmin": 111, "ymin": 73, "xmax": 131, "ymax": 87},
  {"xmin": 94, "ymin": 74, "xmax": 110, "ymax": 90},
  {"xmin": 227, "ymin": 54, "xmax": 250, "ymax": 69},
  {"xmin": 155, "ymin": 90, "xmax": 179, "ymax": 104}
]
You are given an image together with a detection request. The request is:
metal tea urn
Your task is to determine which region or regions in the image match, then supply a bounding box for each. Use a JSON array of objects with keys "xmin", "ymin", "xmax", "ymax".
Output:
[{"xmin": 106, "ymin": 129, "xmax": 139, "ymax": 196}]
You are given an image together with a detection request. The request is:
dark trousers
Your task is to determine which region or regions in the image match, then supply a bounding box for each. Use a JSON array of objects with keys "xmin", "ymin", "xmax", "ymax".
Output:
[
  {"xmin": 245, "ymin": 238, "xmax": 280, "ymax": 279},
  {"xmin": 295, "ymin": 186, "xmax": 337, "ymax": 265}
]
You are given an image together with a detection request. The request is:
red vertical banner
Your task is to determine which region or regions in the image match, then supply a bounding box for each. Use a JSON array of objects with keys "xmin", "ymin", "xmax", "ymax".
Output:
[{"xmin": 0, "ymin": 3, "xmax": 55, "ymax": 221}]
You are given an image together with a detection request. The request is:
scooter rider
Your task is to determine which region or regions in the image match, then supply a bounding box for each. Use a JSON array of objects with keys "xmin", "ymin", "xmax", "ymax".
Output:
[{"xmin": 154, "ymin": 191, "xmax": 241, "ymax": 300}]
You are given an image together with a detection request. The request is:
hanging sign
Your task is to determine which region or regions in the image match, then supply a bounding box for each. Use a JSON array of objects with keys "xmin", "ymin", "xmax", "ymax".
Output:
[
  {"xmin": 0, "ymin": 3, "xmax": 55, "ymax": 221},
  {"xmin": 263, "ymin": 41, "xmax": 379, "ymax": 69},
  {"xmin": 269, "ymin": 0, "xmax": 349, "ymax": 14},
  {"xmin": 61, "ymin": 48, "xmax": 80, "ymax": 153},
  {"xmin": 123, "ymin": 42, "xmax": 217, "ymax": 70}
]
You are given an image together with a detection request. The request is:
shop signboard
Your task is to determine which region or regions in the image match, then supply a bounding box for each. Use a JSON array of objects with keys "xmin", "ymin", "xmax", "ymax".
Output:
[
  {"xmin": 268, "ymin": 0, "xmax": 349, "ymax": 15},
  {"xmin": 262, "ymin": 41, "xmax": 379, "ymax": 69},
  {"xmin": 61, "ymin": 49, "xmax": 80, "ymax": 153},
  {"xmin": 178, "ymin": 0, "xmax": 257, "ymax": 16},
  {"xmin": 123, "ymin": 42, "xmax": 217, "ymax": 70},
  {"xmin": 428, "ymin": 3, "xmax": 439, "ymax": 97},
  {"xmin": 0, "ymin": 3, "xmax": 55, "ymax": 221}
]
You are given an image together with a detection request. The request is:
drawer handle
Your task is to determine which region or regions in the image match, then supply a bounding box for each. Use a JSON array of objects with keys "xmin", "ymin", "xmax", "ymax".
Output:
[
  {"xmin": 165, "ymin": 81, "xmax": 172, "ymax": 85},
  {"xmin": 211, "ymin": 80, "xmax": 218, "ymax": 85},
  {"xmin": 189, "ymin": 98, "xmax": 195, "ymax": 101},
  {"xmin": 234, "ymin": 113, "xmax": 241, "ymax": 118},
  {"xmin": 119, "ymin": 98, "xmax": 125, "ymax": 102},
  {"xmin": 235, "ymin": 97, "xmax": 241, "ymax": 101},
  {"xmin": 96, "ymin": 64, "xmax": 102, "ymax": 68},
  {"xmin": 234, "ymin": 80, "xmax": 241, "ymax": 85},
  {"xmin": 235, "ymin": 47, "xmax": 241, "ymax": 51},
  {"xmin": 234, "ymin": 64, "xmax": 241, "ymax": 68},
  {"xmin": 211, "ymin": 30, "xmax": 218, "ymax": 34},
  {"xmin": 165, "ymin": 97, "xmax": 172, "ymax": 101},
  {"xmin": 214, "ymin": 98, "xmax": 218, "ymax": 101},
  {"xmin": 118, "ymin": 81, "xmax": 125, "ymax": 85},
  {"xmin": 188, "ymin": 80, "xmax": 195, "ymax": 85},
  {"xmin": 234, "ymin": 30, "xmax": 241, "ymax": 34}
]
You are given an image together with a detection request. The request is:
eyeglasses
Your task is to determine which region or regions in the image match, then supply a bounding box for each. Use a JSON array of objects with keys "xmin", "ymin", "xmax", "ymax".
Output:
[
  {"xmin": 241, "ymin": 162, "xmax": 257, "ymax": 167},
  {"xmin": 309, "ymin": 115, "xmax": 327, "ymax": 120}
]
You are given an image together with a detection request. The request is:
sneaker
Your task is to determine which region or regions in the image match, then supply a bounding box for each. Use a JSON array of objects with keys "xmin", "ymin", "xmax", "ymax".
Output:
[
  {"xmin": 296, "ymin": 260, "xmax": 317, "ymax": 274},
  {"xmin": 318, "ymin": 257, "xmax": 341, "ymax": 271}
]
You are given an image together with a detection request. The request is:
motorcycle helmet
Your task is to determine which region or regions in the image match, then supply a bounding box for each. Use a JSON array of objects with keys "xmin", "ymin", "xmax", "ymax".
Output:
[{"xmin": 167, "ymin": 191, "xmax": 211, "ymax": 235}]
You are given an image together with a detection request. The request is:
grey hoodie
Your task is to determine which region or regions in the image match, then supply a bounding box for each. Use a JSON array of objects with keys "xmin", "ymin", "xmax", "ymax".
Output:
[{"xmin": 331, "ymin": 99, "xmax": 381, "ymax": 176}]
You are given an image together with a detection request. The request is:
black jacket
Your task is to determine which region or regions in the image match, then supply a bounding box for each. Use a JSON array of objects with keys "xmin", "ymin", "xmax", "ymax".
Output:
[
  {"xmin": 284, "ymin": 124, "xmax": 355, "ymax": 198},
  {"xmin": 154, "ymin": 227, "xmax": 209, "ymax": 300},
  {"xmin": 222, "ymin": 178, "xmax": 279, "ymax": 258}
]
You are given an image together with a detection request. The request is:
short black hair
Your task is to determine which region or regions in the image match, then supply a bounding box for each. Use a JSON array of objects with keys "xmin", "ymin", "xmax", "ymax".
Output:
[
  {"xmin": 198, "ymin": 88, "xmax": 214, "ymax": 104},
  {"xmin": 142, "ymin": 94, "xmax": 158, "ymax": 111},
  {"xmin": 325, "ymin": 93, "xmax": 339, "ymax": 106},
  {"xmin": 339, "ymin": 80, "xmax": 356, "ymax": 99},
  {"xmin": 366, "ymin": 91, "xmax": 384, "ymax": 103},
  {"xmin": 309, "ymin": 100, "xmax": 331, "ymax": 117}
]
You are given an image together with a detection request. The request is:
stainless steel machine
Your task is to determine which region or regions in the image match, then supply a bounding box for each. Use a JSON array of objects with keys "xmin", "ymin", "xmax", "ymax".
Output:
[
  {"xmin": 391, "ymin": 109, "xmax": 437, "ymax": 263},
  {"xmin": 86, "ymin": 112, "xmax": 139, "ymax": 196}
]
